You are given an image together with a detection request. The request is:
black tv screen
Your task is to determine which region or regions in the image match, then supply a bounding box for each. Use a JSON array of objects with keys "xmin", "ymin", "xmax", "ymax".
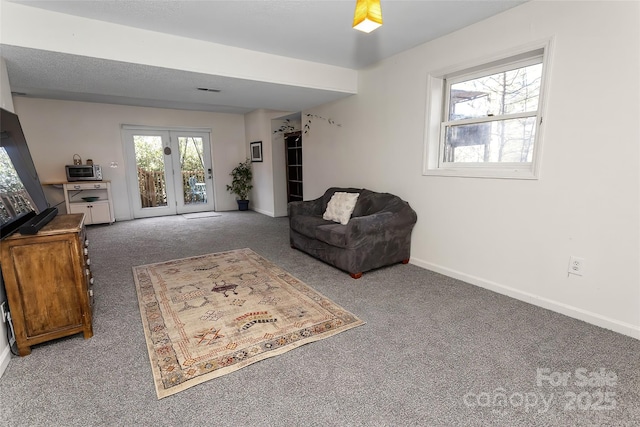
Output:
[{"xmin": 1, "ymin": 108, "xmax": 50, "ymax": 238}]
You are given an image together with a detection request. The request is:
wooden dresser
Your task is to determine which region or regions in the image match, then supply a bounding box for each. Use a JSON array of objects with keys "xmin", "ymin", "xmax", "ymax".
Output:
[{"xmin": 1, "ymin": 214, "xmax": 93, "ymax": 356}]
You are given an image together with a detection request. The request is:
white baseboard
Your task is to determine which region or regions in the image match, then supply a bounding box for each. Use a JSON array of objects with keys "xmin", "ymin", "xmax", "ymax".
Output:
[
  {"xmin": 410, "ymin": 257, "xmax": 640, "ymax": 340},
  {"xmin": 0, "ymin": 343, "xmax": 11, "ymax": 379},
  {"xmin": 250, "ymin": 207, "xmax": 274, "ymax": 217}
]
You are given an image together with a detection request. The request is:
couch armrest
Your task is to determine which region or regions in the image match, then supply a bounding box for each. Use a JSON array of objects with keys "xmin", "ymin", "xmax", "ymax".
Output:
[
  {"xmin": 288, "ymin": 196, "xmax": 323, "ymax": 217},
  {"xmin": 347, "ymin": 211, "xmax": 394, "ymax": 237},
  {"xmin": 346, "ymin": 206, "xmax": 417, "ymax": 246}
]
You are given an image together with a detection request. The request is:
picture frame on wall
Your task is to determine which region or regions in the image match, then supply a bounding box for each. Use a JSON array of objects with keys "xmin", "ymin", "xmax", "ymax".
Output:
[{"xmin": 250, "ymin": 141, "xmax": 263, "ymax": 162}]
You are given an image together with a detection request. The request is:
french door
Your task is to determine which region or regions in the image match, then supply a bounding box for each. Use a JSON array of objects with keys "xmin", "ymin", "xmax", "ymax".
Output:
[{"xmin": 122, "ymin": 127, "xmax": 214, "ymax": 218}]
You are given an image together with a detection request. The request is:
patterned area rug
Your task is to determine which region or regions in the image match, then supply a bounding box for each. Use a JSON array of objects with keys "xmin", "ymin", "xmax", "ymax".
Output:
[{"xmin": 133, "ymin": 248, "xmax": 364, "ymax": 399}]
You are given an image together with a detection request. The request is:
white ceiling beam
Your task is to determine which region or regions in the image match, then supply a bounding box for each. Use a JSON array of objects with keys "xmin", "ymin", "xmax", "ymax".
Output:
[{"xmin": 0, "ymin": 1, "xmax": 357, "ymax": 94}]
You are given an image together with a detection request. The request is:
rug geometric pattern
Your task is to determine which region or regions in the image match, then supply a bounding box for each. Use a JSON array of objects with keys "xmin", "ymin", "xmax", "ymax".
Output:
[{"xmin": 133, "ymin": 248, "xmax": 365, "ymax": 398}]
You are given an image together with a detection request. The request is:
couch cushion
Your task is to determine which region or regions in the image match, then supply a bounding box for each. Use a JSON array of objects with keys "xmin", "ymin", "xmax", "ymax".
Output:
[
  {"xmin": 321, "ymin": 187, "xmax": 362, "ymax": 212},
  {"xmin": 323, "ymin": 192, "xmax": 360, "ymax": 225},
  {"xmin": 351, "ymin": 189, "xmax": 375, "ymax": 217},
  {"xmin": 315, "ymin": 223, "xmax": 348, "ymax": 248},
  {"xmin": 290, "ymin": 215, "xmax": 334, "ymax": 239}
]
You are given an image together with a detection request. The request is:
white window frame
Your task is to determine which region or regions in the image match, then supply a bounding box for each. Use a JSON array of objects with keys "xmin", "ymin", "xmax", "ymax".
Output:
[{"xmin": 423, "ymin": 39, "xmax": 553, "ymax": 179}]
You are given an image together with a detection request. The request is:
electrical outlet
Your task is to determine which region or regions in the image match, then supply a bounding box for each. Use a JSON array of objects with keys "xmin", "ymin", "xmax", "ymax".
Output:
[
  {"xmin": 0, "ymin": 301, "xmax": 7, "ymax": 323},
  {"xmin": 568, "ymin": 256, "xmax": 585, "ymax": 276},
  {"xmin": 6, "ymin": 313, "xmax": 16, "ymax": 346}
]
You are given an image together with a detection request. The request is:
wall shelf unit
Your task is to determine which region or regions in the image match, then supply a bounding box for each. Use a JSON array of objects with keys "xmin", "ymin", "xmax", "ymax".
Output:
[{"xmin": 285, "ymin": 132, "xmax": 303, "ymax": 203}]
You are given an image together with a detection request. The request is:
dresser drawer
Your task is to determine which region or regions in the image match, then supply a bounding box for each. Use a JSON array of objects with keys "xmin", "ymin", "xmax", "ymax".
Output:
[
  {"xmin": 1, "ymin": 214, "xmax": 94, "ymax": 356},
  {"xmin": 67, "ymin": 182, "xmax": 108, "ymax": 190}
]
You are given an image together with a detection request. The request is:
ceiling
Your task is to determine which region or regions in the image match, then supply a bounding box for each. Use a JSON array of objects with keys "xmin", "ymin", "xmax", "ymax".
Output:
[{"xmin": 2, "ymin": 0, "xmax": 526, "ymax": 114}]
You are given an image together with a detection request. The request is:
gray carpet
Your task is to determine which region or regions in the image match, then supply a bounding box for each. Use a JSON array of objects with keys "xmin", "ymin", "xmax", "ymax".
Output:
[{"xmin": 0, "ymin": 212, "xmax": 638, "ymax": 426}]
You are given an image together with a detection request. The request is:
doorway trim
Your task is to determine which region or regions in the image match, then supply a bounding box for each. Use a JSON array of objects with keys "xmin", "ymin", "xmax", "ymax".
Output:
[{"xmin": 121, "ymin": 125, "xmax": 215, "ymax": 219}]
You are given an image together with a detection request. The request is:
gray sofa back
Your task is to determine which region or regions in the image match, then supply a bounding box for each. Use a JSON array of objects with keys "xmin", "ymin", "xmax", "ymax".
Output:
[{"xmin": 321, "ymin": 187, "xmax": 412, "ymax": 219}]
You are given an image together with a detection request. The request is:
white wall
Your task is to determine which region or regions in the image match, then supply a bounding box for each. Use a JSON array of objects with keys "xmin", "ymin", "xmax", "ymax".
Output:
[
  {"xmin": 244, "ymin": 109, "xmax": 297, "ymax": 217},
  {"xmin": 245, "ymin": 109, "xmax": 272, "ymax": 215},
  {"xmin": 1, "ymin": 57, "xmax": 14, "ymax": 112},
  {"xmin": 13, "ymin": 98, "xmax": 247, "ymax": 217},
  {"xmin": 302, "ymin": 1, "xmax": 640, "ymax": 338}
]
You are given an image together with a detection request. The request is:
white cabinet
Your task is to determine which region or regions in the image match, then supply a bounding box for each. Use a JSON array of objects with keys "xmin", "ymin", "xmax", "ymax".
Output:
[
  {"xmin": 63, "ymin": 181, "xmax": 115, "ymax": 225},
  {"xmin": 68, "ymin": 201, "xmax": 112, "ymax": 224}
]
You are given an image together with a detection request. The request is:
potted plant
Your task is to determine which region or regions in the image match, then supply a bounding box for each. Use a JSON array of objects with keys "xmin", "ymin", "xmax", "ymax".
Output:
[{"xmin": 226, "ymin": 158, "xmax": 253, "ymax": 211}]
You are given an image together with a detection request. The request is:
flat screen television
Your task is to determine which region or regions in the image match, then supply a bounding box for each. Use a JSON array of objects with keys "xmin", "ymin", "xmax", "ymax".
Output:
[{"xmin": 1, "ymin": 107, "xmax": 51, "ymax": 239}]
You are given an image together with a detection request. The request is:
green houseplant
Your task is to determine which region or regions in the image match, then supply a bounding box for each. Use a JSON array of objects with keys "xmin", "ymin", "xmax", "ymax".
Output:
[{"xmin": 226, "ymin": 158, "xmax": 253, "ymax": 211}]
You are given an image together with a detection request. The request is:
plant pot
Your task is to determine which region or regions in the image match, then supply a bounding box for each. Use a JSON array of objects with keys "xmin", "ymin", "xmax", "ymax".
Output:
[{"xmin": 237, "ymin": 200, "xmax": 249, "ymax": 211}]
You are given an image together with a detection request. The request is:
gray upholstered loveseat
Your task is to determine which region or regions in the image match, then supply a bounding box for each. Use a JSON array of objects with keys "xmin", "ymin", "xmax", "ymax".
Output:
[{"xmin": 288, "ymin": 187, "xmax": 417, "ymax": 278}]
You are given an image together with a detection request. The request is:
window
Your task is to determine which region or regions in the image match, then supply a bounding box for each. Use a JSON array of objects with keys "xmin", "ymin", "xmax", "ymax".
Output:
[{"xmin": 423, "ymin": 42, "xmax": 551, "ymax": 179}]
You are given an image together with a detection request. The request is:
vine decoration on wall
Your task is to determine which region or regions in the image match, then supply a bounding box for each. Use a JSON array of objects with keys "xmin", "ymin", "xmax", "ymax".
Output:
[
  {"xmin": 273, "ymin": 114, "xmax": 342, "ymax": 136},
  {"xmin": 273, "ymin": 119, "xmax": 297, "ymax": 135},
  {"xmin": 303, "ymin": 113, "xmax": 341, "ymax": 134}
]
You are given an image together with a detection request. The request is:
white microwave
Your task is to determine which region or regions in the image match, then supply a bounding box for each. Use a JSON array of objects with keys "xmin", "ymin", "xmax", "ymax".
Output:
[{"xmin": 65, "ymin": 164, "xmax": 103, "ymax": 181}]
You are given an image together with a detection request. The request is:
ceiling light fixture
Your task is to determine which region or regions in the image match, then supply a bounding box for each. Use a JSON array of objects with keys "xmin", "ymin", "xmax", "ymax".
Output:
[
  {"xmin": 197, "ymin": 87, "xmax": 221, "ymax": 93},
  {"xmin": 353, "ymin": 0, "xmax": 383, "ymax": 33}
]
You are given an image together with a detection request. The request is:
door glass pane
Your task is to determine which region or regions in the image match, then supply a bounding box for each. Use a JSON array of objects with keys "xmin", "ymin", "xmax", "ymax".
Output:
[
  {"xmin": 448, "ymin": 62, "xmax": 542, "ymax": 120},
  {"xmin": 134, "ymin": 135, "xmax": 167, "ymax": 208},
  {"xmin": 178, "ymin": 136, "xmax": 207, "ymax": 205},
  {"xmin": 444, "ymin": 117, "xmax": 537, "ymax": 163}
]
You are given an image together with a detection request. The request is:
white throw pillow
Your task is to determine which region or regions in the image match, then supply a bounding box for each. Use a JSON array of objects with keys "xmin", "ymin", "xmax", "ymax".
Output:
[{"xmin": 323, "ymin": 192, "xmax": 360, "ymax": 225}]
